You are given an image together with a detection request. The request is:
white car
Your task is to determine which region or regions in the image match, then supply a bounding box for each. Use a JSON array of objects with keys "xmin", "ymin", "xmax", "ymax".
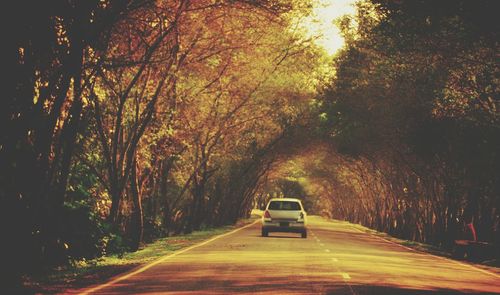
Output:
[{"xmin": 261, "ymin": 198, "xmax": 307, "ymax": 238}]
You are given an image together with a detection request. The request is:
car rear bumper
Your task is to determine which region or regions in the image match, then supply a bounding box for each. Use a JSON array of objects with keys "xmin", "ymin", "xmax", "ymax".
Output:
[{"xmin": 262, "ymin": 221, "xmax": 306, "ymax": 233}]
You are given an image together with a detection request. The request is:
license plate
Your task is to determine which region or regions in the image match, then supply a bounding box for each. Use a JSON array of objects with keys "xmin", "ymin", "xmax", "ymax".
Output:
[{"xmin": 280, "ymin": 222, "xmax": 289, "ymax": 227}]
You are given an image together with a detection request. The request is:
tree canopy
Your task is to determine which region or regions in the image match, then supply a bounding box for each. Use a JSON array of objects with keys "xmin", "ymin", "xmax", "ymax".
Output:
[{"xmin": 2, "ymin": 0, "xmax": 499, "ymax": 291}]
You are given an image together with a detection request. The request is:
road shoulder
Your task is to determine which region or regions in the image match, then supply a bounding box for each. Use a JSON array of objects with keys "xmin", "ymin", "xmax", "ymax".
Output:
[
  {"xmin": 325, "ymin": 217, "xmax": 500, "ymax": 278},
  {"xmin": 24, "ymin": 218, "xmax": 259, "ymax": 294}
]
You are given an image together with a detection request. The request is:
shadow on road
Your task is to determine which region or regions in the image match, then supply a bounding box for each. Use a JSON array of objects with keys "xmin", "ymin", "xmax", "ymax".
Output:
[
  {"xmin": 257, "ymin": 235, "xmax": 302, "ymax": 239},
  {"xmin": 67, "ymin": 218, "xmax": 500, "ymax": 295},
  {"xmin": 100, "ymin": 274, "xmax": 499, "ymax": 295},
  {"xmin": 343, "ymin": 285, "xmax": 499, "ymax": 295}
]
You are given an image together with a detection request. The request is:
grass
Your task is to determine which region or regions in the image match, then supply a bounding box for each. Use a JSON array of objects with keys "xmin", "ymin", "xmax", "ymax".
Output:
[{"xmin": 25, "ymin": 217, "xmax": 257, "ymax": 294}]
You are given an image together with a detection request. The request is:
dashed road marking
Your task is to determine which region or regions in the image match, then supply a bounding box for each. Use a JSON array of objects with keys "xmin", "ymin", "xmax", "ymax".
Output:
[{"xmin": 309, "ymin": 228, "xmax": 356, "ymax": 295}]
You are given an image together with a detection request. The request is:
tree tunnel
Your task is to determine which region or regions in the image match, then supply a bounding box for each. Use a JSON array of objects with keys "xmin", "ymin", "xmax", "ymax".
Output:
[{"xmin": 3, "ymin": 0, "xmax": 498, "ymax": 290}]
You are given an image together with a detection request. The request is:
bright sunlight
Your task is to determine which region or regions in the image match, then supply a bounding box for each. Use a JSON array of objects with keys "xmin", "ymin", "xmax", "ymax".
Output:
[{"xmin": 302, "ymin": 0, "xmax": 357, "ymax": 55}]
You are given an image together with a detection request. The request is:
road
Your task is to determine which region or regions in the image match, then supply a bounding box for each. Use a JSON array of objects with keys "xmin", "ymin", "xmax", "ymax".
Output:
[{"xmin": 75, "ymin": 216, "xmax": 500, "ymax": 295}]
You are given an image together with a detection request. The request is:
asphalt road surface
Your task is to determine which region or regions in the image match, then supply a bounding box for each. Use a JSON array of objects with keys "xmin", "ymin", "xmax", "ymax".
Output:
[{"xmin": 75, "ymin": 216, "xmax": 500, "ymax": 295}]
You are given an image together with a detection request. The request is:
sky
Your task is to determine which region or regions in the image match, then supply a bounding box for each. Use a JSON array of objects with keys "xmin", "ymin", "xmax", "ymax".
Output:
[{"xmin": 301, "ymin": 0, "xmax": 357, "ymax": 55}]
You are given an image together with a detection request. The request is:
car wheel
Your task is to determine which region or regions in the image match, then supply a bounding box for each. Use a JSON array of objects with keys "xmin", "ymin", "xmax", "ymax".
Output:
[
  {"xmin": 301, "ymin": 230, "xmax": 307, "ymax": 238},
  {"xmin": 261, "ymin": 229, "xmax": 268, "ymax": 237}
]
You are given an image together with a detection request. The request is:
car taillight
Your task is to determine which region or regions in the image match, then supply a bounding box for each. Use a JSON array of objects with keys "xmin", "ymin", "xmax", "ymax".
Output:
[{"xmin": 264, "ymin": 210, "xmax": 271, "ymax": 218}]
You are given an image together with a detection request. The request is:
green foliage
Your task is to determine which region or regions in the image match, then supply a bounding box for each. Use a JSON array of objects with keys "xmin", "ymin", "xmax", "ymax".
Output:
[
  {"xmin": 26, "ymin": 220, "xmax": 255, "ymax": 293},
  {"xmin": 60, "ymin": 200, "xmax": 129, "ymax": 260},
  {"xmin": 315, "ymin": 0, "xmax": 500, "ymax": 251}
]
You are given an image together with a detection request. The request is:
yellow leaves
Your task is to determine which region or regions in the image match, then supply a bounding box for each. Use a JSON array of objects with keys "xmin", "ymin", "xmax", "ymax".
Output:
[
  {"xmin": 88, "ymin": 0, "xmax": 329, "ymax": 211},
  {"xmin": 319, "ymin": 112, "xmax": 328, "ymax": 121},
  {"xmin": 54, "ymin": 16, "xmax": 70, "ymax": 47}
]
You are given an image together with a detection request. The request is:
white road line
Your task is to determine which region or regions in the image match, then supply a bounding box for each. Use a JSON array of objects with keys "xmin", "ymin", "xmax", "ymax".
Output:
[
  {"xmin": 77, "ymin": 220, "xmax": 260, "ymax": 295},
  {"xmin": 309, "ymin": 228, "xmax": 357, "ymax": 295},
  {"xmin": 350, "ymin": 226, "xmax": 500, "ymax": 279}
]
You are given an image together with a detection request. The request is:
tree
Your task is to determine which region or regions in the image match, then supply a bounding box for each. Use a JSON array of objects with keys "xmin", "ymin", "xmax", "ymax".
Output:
[
  {"xmin": 316, "ymin": 0, "xmax": 500, "ymax": 250},
  {"xmin": 2, "ymin": 0, "xmax": 155, "ymax": 289}
]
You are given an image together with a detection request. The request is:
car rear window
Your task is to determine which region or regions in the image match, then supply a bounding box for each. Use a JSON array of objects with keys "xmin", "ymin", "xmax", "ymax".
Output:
[{"xmin": 268, "ymin": 201, "xmax": 301, "ymax": 210}]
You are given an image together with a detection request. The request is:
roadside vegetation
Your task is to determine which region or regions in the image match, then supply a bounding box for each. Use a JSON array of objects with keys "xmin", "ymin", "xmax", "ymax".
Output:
[
  {"xmin": 25, "ymin": 217, "xmax": 257, "ymax": 294},
  {"xmin": 259, "ymin": 0, "xmax": 499, "ymax": 266},
  {"xmin": 3, "ymin": 0, "xmax": 498, "ymax": 292},
  {"xmin": 315, "ymin": 0, "xmax": 499, "ymax": 257},
  {"xmin": 4, "ymin": 0, "xmax": 322, "ymax": 291}
]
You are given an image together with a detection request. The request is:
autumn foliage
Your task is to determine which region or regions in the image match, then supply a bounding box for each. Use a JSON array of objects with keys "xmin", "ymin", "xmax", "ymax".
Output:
[
  {"xmin": 2, "ymin": 0, "xmax": 499, "ymax": 291},
  {"xmin": 3, "ymin": 0, "xmax": 320, "ymax": 289}
]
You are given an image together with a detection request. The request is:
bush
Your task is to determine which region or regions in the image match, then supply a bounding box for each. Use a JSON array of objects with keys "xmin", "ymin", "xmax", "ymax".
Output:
[{"xmin": 60, "ymin": 201, "xmax": 128, "ymax": 260}]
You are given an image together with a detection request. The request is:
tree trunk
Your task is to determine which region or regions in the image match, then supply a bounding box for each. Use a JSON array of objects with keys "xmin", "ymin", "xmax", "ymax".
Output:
[
  {"xmin": 130, "ymin": 157, "xmax": 143, "ymax": 251},
  {"xmin": 108, "ymin": 183, "xmax": 122, "ymax": 224},
  {"xmin": 160, "ymin": 158, "xmax": 174, "ymax": 235}
]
